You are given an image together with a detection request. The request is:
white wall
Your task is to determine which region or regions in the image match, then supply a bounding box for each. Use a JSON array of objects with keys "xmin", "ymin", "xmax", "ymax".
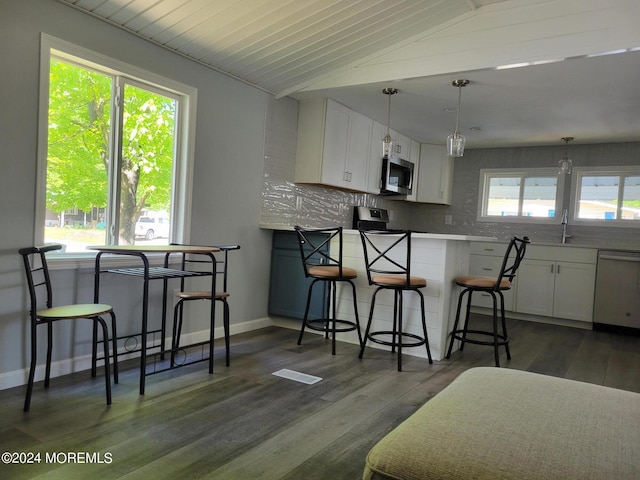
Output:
[{"xmin": 0, "ymin": 0, "xmax": 274, "ymax": 389}]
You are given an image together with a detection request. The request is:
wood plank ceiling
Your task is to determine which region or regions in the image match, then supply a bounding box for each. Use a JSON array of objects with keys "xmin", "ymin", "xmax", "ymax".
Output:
[
  {"xmin": 56, "ymin": 0, "xmax": 505, "ymax": 96},
  {"xmin": 55, "ymin": 0, "xmax": 640, "ymax": 146}
]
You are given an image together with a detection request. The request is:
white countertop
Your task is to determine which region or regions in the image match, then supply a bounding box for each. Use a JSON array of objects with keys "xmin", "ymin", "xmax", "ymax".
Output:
[{"xmin": 260, "ymin": 224, "xmax": 496, "ymax": 243}]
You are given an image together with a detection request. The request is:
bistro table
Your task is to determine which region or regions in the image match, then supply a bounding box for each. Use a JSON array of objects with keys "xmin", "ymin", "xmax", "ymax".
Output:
[{"xmin": 89, "ymin": 244, "xmax": 220, "ymax": 394}]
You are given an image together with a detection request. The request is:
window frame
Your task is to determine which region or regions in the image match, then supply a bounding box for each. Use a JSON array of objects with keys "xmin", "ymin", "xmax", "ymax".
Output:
[
  {"xmin": 477, "ymin": 167, "xmax": 564, "ymax": 224},
  {"xmin": 569, "ymin": 166, "xmax": 640, "ymax": 227},
  {"xmin": 36, "ymin": 34, "xmax": 198, "ymax": 265}
]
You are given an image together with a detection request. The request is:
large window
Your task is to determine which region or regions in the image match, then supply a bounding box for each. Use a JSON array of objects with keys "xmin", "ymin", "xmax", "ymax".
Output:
[
  {"xmin": 36, "ymin": 35, "xmax": 196, "ymax": 254},
  {"xmin": 478, "ymin": 168, "xmax": 563, "ymax": 223},
  {"xmin": 571, "ymin": 167, "xmax": 640, "ymax": 224}
]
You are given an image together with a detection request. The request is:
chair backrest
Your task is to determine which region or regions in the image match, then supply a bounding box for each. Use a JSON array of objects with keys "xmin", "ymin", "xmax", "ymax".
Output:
[
  {"xmin": 18, "ymin": 244, "xmax": 63, "ymax": 315},
  {"xmin": 171, "ymin": 244, "xmax": 240, "ymax": 293},
  {"xmin": 294, "ymin": 226, "xmax": 345, "ymax": 278},
  {"xmin": 359, "ymin": 230, "xmax": 414, "ymax": 287},
  {"xmin": 494, "ymin": 236, "xmax": 530, "ymax": 290}
]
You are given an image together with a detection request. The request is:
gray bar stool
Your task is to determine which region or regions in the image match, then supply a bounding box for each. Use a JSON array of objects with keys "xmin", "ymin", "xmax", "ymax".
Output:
[
  {"xmin": 358, "ymin": 230, "xmax": 432, "ymax": 371},
  {"xmin": 446, "ymin": 236, "xmax": 529, "ymax": 366},
  {"xmin": 294, "ymin": 226, "xmax": 362, "ymax": 355}
]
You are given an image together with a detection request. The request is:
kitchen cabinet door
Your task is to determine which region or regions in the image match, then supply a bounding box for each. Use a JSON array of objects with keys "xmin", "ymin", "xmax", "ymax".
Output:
[
  {"xmin": 320, "ymin": 101, "xmax": 350, "ymax": 187},
  {"xmin": 345, "ymin": 109, "xmax": 372, "ymax": 192},
  {"xmin": 515, "ymin": 259, "xmax": 555, "ymax": 317},
  {"xmin": 516, "ymin": 259, "xmax": 596, "ymax": 322},
  {"xmin": 269, "ymin": 231, "xmax": 327, "ymax": 320},
  {"xmin": 393, "ymin": 131, "xmax": 411, "ymax": 159},
  {"xmin": 405, "ymin": 139, "xmax": 421, "ymax": 202},
  {"xmin": 415, "ymin": 144, "xmax": 453, "ymax": 204},
  {"xmin": 552, "ymin": 262, "xmax": 596, "ymax": 322},
  {"xmin": 295, "ymin": 98, "xmax": 371, "ymax": 191},
  {"xmin": 366, "ymin": 120, "xmax": 387, "ymax": 194}
]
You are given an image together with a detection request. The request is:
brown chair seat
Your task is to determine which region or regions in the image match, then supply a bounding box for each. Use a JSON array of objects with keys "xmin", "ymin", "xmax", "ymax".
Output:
[
  {"xmin": 372, "ymin": 274, "xmax": 427, "ymax": 287},
  {"xmin": 308, "ymin": 265, "xmax": 358, "ymax": 279},
  {"xmin": 455, "ymin": 275, "xmax": 511, "ymax": 289}
]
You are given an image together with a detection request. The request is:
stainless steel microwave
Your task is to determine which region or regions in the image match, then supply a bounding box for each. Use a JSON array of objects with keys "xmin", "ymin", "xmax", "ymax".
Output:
[{"xmin": 380, "ymin": 155, "xmax": 414, "ymax": 195}]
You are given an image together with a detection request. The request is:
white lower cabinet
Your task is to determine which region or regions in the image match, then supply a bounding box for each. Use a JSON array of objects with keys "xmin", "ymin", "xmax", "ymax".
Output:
[
  {"xmin": 468, "ymin": 252, "xmax": 515, "ymax": 311},
  {"xmin": 515, "ymin": 259, "xmax": 596, "ymax": 322},
  {"xmin": 470, "ymin": 242, "xmax": 597, "ymax": 324}
]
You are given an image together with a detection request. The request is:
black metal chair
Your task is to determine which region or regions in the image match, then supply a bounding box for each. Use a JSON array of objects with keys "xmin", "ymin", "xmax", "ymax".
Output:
[
  {"xmin": 294, "ymin": 226, "xmax": 362, "ymax": 355},
  {"xmin": 446, "ymin": 236, "xmax": 530, "ymax": 366},
  {"xmin": 359, "ymin": 230, "xmax": 432, "ymax": 371},
  {"xmin": 18, "ymin": 244, "xmax": 118, "ymax": 412},
  {"xmin": 171, "ymin": 245, "xmax": 240, "ymax": 369}
]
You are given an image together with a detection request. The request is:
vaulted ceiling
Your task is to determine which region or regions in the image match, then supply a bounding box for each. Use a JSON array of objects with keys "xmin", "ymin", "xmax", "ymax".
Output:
[{"xmin": 57, "ymin": 0, "xmax": 640, "ymax": 148}]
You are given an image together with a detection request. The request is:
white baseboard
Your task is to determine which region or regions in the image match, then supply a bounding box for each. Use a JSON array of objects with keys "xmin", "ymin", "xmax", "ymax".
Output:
[{"xmin": 0, "ymin": 316, "xmax": 274, "ymax": 391}]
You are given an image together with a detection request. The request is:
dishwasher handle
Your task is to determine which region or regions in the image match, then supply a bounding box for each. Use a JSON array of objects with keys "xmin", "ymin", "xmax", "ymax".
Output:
[{"xmin": 599, "ymin": 253, "xmax": 640, "ymax": 262}]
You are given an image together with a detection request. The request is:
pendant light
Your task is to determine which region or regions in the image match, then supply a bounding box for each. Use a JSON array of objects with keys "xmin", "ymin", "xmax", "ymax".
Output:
[
  {"xmin": 447, "ymin": 79, "xmax": 470, "ymax": 157},
  {"xmin": 382, "ymin": 87, "xmax": 398, "ymax": 158},
  {"xmin": 558, "ymin": 137, "xmax": 574, "ymax": 175}
]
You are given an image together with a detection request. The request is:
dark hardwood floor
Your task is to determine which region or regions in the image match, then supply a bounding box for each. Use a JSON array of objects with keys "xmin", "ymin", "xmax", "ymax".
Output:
[{"xmin": 2, "ymin": 315, "xmax": 639, "ymax": 479}]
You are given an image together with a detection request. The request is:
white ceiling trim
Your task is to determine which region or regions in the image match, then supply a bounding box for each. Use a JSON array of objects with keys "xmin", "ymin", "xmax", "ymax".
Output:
[{"xmin": 296, "ymin": 0, "xmax": 640, "ymax": 93}]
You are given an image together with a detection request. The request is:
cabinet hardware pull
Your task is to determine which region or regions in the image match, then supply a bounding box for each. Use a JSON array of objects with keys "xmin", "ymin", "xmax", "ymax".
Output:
[
  {"xmin": 557, "ymin": 264, "xmax": 560, "ymax": 274},
  {"xmin": 551, "ymin": 264, "xmax": 554, "ymax": 273},
  {"xmin": 482, "ymin": 268, "xmax": 493, "ymax": 271},
  {"xmin": 484, "ymin": 248, "xmax": 494, "ymax": 252}
]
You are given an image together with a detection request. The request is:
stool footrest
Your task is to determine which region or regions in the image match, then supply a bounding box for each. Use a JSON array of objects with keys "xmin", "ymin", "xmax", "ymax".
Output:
[
  {"xmin": 304, "ymin": 318, "xmax": 359, "ymax": 334},
  {"xmin": 367, "ymin": 330, "xmax": 427, "ymax": 349},
  {"xmin": 450, "ymin": 328, "xmax": 508, "ymax": 347}
]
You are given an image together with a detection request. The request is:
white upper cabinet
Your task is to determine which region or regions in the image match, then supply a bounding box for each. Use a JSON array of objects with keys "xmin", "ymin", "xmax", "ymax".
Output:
[
  {"xmin": 393, "ymin": 131, "xmax": 411, "ymax": 159},
  {"xmin": 367, "ymin": 120, "xmax": 387, "ymax": 194},
  {"xmin": 295, "ymin": 98, "xmax": 372, "ymax": 192},
  {"xmin": 405, "ymin": 139, "xmax": 421, "ymax": 202},
  {"xmin": 415, "ymin": 143, "xmax": 454, "ymax": 204}
]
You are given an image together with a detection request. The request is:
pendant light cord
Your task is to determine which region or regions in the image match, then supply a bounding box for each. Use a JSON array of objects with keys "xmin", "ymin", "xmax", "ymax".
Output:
[
  {"xmin": 454, "ymin": 84, "xmax": 462, "ymax": 133},
  {"xmin": 387, "ymin": 90, "xmax": 392, "ymax": 136}
]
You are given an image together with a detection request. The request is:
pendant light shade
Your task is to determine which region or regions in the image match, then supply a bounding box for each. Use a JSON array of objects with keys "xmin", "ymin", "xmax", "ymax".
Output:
[
  {"xmin": 382, "ymin": 87, "xmax": 398, "ymax": 158},
  {"xmin": 447, "ymin": 79, "xmax": 469, "ymax": 157},
  {"xmin": 558, "ymin": 137, "xmax": 574, "ymax": 175}
]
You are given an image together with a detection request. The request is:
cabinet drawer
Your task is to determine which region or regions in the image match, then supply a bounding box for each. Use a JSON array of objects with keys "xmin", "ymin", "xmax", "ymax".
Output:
[
  {"xmin": 468, "ymin": 254, "xmax": 515, "ymax": 311},
  {"xmin": 469, "ymin": 242, "xmax": 506, "ymax": 257}
]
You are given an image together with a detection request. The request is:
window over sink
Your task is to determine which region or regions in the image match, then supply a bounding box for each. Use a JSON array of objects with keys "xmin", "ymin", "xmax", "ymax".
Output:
[
  {"xmin": 570, "ymin": 167, "xmax": 640, "ymax": 225},
  {"xmin": 478, "ymin": 168, "xmax": 563, "ymax": 223}
]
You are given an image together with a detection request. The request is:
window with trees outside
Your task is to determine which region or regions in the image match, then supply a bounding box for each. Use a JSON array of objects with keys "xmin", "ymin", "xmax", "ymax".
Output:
[
  {"xmin": 36, "ymin": 36, "xmax": 196, "ymax": 255},
  {"xmin": 478, "ymin": 168, "xmax": 563, "ymax": 223},
  {"xmin": 571, "ymin": 167, "xmax": 640, "ymax": 224}
]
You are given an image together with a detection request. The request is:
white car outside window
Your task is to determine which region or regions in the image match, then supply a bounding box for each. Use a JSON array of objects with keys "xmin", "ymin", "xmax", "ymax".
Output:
[{"xmin": 135, "ymin": 216, "xmax": 171, "ymax": 240}]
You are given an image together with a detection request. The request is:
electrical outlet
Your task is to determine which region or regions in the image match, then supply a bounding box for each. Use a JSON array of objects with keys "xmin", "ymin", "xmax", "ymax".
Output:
[{"xmin": 444, "ymin": 214, "xmax": 453, "ymax": 225}]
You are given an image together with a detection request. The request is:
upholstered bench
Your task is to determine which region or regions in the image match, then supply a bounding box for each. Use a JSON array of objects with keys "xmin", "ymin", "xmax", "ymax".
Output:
[{"xmin": 363, "ymin": 367, "xmax": 640, "ymax": 480}]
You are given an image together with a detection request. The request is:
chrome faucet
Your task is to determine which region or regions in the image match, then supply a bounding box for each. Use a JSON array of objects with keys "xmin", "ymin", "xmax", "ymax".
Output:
[{"xmin": 561, "ymin": 209, "xmax": 572, "ymax": 244}]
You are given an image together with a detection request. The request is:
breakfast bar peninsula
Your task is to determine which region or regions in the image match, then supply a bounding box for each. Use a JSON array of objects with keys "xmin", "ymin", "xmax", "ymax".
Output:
[{"xmin": 265, "ymin": 224, "xmax": 496, "ymax": 361}]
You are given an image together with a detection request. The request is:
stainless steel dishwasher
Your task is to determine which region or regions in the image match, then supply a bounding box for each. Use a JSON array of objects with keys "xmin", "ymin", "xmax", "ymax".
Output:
[{"xmin": 593, "ymin": 250, "xmax": 640, "ymax": 332}]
